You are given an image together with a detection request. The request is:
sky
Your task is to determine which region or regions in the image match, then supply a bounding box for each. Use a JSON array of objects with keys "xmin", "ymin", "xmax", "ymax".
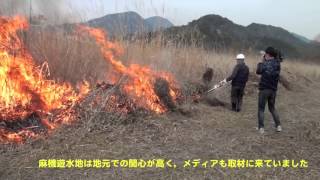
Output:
[{"xmin": 0, "ymin": 0, "xmax": 319, "ymax": 39}]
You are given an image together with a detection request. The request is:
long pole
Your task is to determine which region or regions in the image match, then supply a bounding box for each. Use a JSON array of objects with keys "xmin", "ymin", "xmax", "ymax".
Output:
[{"xmin": 206, "ymin": 80, "xmax": 228, "ymax": 94}]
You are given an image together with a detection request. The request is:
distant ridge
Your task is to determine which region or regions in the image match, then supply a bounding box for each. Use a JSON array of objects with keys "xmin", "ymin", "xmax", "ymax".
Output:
[
  {"xmin": 86, "ymin": 12, "xmax": 320, "ymax": 60},
  {"xmin": 161, "ymin": 14, "xmax": 320, "ymax": 59},
  {"xmin": 87, "ymin": 11, "xmax": 173, "ymax": 36}
]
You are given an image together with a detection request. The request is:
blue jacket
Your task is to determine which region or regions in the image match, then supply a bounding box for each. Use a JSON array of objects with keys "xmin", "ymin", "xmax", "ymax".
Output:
[{"xmin": 256, "ymin": 59, "xmax": 281, "ymax": 91}]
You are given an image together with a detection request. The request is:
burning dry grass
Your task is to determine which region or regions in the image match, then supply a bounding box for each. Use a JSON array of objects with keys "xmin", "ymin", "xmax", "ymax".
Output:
[
  {"xmin": 0, "ymin": 16, "xmax": 183, "ymax": 143},
  {"xmin": 20, "ymin": 23, "xmax": 320, "ymax": 119},
  {"xmin": 0, "ymin": 16, "xmax": 91, "ymax": 143},
  {"xmin": 26, "ymin": 25, "xmax": 108, "ymax": 84},
  {"xmin": 0, "ymin": 16, "xmax": 320, "ymax": 179},
  {"xmin": 1, "ymin": 14, "xmax": 320, "ymax": 145},
  {"xmin": 24, "ymin": 23, "xmax": 320, "ymax": 92}
]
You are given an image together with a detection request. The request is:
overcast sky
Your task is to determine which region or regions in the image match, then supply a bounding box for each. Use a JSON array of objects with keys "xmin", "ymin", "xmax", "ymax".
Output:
[
  {"xmin": 1, "ymin": 0, "xmax": 319, "ymax": 39},
  {"xmin": 78, "ymin": 0, "xmax": 320, "ymax": 39}
]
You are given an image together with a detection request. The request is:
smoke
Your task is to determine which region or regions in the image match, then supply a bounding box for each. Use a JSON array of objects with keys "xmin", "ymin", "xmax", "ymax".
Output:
[
  {"xmin": 0, "ymin": 0, "xmax": 82, "ymax": 24},
  {"xmin": 0, "ymin": 0, "xmax": 28, "ymax": 15}
]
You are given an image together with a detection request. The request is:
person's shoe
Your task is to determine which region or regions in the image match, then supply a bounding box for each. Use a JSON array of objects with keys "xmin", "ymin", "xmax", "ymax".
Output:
[
  {"xmin": 276, "ymin": 126, "xmax": 282, "ymax": 132},
  {"xmin": 259, "ymin": 128, "xmax": 265, "ymax": 134}
]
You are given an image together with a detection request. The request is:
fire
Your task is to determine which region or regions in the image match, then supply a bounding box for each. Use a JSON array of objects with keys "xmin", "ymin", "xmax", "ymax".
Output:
[
  {"xmin": 0, "ymin": 16, "xmax": 180, "ymax": 144},
  {"xmin": 0, "ymin": 16, "xmax": 89, "ymax": 143},
  {"xmin": 78, "ymin": 26, "xmax": 179, "ymax": 113}
]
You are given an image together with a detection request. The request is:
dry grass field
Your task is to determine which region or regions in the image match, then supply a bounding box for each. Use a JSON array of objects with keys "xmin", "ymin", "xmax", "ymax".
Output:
[{"xmin": 1, "ymin": 25, "xmax": 320, "ymax": 180}]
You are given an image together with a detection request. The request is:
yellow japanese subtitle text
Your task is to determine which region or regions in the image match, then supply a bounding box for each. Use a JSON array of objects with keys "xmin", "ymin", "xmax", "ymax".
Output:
[{"xmin": 38, "ymin": 159, "xmax": 308, "ymax": 169}]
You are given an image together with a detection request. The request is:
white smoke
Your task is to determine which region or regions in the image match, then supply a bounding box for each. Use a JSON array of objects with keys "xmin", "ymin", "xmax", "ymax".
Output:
[{"xmin": 0, "ymin": 0, "xmax": 83, "ymax": 24}]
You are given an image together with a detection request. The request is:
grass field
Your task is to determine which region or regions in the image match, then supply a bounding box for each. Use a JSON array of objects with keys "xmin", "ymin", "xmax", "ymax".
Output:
[{"xmin": 0, "ymin": 25, "xmax": 320, "ymax": 179}]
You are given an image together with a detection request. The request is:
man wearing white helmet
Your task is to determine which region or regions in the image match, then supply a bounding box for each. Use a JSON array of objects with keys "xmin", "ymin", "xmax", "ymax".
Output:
[{"xmin": 223, "ymin": 54, "xmax": 249, "ymax": 112}]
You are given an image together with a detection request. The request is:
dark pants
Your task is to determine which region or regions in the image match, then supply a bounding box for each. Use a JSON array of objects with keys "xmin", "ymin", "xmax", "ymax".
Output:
[
  {"xmin": 258, "ymin": 89, "xmax": 281, "ymax": 128},
  {"xmin": 231, "ymin": 86, "xmax": 244, "ymax": 112}
]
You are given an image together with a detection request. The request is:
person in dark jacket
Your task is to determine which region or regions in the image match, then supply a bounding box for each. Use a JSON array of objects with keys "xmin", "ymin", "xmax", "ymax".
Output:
[
  {"xmin": 256, "ymin": 47, "xmax": 282, "ymax": 134},
  {"xmin": 224, "ymin": 54, "xmax": 249, "ymax": 112}
]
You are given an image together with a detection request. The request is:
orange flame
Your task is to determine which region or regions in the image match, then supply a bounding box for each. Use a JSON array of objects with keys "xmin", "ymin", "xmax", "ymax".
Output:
[
  {"xmin": 0, "ymin": 16, "xmax": 90, "ymax": 143},
  {"xmin": 0, "ymin": 16, "xmax": 180, "ymax": 144},
  {"xmin": 78, "ymin": 26, "xmax": 179, "ymax": 113}
]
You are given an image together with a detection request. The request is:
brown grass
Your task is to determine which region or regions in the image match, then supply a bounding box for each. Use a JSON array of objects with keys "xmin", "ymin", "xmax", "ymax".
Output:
[
  {"xmin": 25, "ymin": 26, "xmax": 320, "ymax": 88},
  {"xmin": 1, "ymin": 25, "xmax": 318, "ymax": 180}
]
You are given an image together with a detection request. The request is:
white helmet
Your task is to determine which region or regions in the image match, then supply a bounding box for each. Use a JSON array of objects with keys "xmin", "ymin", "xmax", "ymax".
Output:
[{"xmin": 236, "ymin": 54, "xmax": 245, "ymax": 60}]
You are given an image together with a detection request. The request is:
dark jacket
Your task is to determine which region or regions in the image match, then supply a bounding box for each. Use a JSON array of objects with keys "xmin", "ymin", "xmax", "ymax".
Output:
[
  {"xmin": 256, "ymin": 59, "xmax": 281, "ymax": 91},
  {"xmin": 227, "ymin": 62, "xmax": 249, "ymax": 89}
]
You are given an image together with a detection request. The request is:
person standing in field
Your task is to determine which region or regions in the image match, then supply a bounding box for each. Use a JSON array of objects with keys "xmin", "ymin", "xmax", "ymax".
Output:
[
  {"xmin": 223, "ymin": 54, "xmax": 249, "ymax": 112},
  {"xmin": 256, "ymin": 47, "xmax": 282, "ymax": 134}
]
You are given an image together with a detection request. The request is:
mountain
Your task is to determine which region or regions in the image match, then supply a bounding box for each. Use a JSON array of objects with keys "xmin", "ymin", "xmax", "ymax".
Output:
[
  {"xmin": 291, "ymin": 33, "xmax": 311, "ymax": 43},
  {"xmin": 162, "ymin": 14, "xmax": 320, "ymax": 59},
  {"xmin": 246, "ymin": 23, "xmax": 308, "ymax": 57},
  {"xmin": 145, "ymin": 16, "xmax": 174, "ymax": 31},
  {"xmin": 87, "ymin": 11, "xmax": 173, "ymax": 36},
  {"xmin": 87, "ymin": 11, "xmax": 145, "ymax": 36},
  {"xmin": 87, "ymin": 12, "xmax": 319, "ymax": 59}
]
